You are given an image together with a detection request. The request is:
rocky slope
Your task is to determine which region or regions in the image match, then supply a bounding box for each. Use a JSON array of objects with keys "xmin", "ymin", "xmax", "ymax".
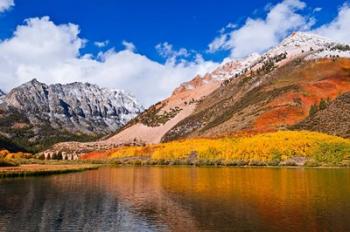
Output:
[
  {"xmin": 163, "ymin": 58, "xmax": 350, "ymax": 140},
  {"xmin": 293, "ymin": 92, "xmax": 350, "ymax": 138},
  {"xmin": 47, "ymin": 32, "xmax": 350, "ymax": 154},
  {"xmin": 0, "ymin": 79, "xmax": 143, "ymax": 152}
]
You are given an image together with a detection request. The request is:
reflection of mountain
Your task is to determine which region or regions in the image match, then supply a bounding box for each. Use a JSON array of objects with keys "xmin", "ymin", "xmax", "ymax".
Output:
[
  {"xmin": 1, "ymin": 168, "xmax": 350, "ymax": 231},
  {"xmin": 0, "ymin": 174, "xmax": 159, "ymax": 231},
  {"xmin": 0, "ymin": 169, "xmax": 199, "ymax": 231}
]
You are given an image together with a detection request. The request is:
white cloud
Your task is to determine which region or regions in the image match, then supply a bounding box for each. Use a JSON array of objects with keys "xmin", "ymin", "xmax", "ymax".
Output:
[
  {"xmin": 122, "ymin": 40, "xmax": 136, "ymax": 52},
  {"xmin": 0, "ymin": 17, "xmax": 218, "ymax": 106},
  {"xmin": 313, "ymin": 7, "xmax": 322, "ymax": 13},
  {"xmin": 313, "ymin": 3, "xmax": 350, "ymax": 44},
  {"xmin": 94, "ymin": 40, "xmax": 109, "ymax": 48},
  {"xmin": 208, "ymin": 0, "xmax": 314, "ymax": 58},
  {"xmin": 219, "ymin": 23, "xmax": 237, "ymax": 34},
  {"xmin": 0, "ymin": 0, "xmax": 14, "ymax": 13},
  {"xmin": 208, "ymin": 33, "xmax": 229, "ymax": 53}
]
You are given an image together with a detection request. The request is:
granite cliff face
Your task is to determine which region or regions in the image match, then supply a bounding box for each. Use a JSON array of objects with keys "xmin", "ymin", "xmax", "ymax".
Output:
[{"xmin": 0, "ymin": 79, "xmax": 143, "ymax": 152}]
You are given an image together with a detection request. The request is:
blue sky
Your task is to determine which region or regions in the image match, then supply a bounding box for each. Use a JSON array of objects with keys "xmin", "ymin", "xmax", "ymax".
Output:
[
  {"xmin": 0, "ymin": 0, "xmax": 349, "ymax": 105},
  {"xmin": 1, "ymin": 0, "xmax": 346, "ymax": 62}
]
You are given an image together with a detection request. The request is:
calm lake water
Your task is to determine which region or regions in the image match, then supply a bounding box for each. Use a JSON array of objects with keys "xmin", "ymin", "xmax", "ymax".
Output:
[{"xmin": 0, "ymin": 167, "xmax": 350, "ymax": 232}]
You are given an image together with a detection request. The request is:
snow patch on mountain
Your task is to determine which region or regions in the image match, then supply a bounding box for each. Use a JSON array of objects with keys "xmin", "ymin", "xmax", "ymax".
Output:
[
  {"xmin": 211, "ymin": 53, "xmax": 261, "ymax": 80},
  {"xmin": 214, "ymin": 32, "xmax": 350, "ymax": 80}
]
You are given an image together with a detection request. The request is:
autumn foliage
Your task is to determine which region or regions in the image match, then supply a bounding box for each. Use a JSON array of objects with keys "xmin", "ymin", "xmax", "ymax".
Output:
[
  {"xmin": 98, "ymin": 131, "xmax": 350, "ymax": 166},
  {"xmin": 0, "ymin": 150, "xmax": 32, "ymax": 160}
]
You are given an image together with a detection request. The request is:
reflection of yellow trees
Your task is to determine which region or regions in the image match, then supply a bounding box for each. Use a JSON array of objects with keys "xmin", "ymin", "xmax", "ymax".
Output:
[
  {"xmin": 157, "ymin": 167, "xmax": 350, "ymax": 231},
  {"xmin": 110, "ymin": 131, "xmax": 350, "ymax": 164}
]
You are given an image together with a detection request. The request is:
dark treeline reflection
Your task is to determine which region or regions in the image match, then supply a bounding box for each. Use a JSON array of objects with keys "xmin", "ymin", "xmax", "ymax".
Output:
[{"xmin": 1, "ymin": 167, "xmax": 350, "ymax": 232}]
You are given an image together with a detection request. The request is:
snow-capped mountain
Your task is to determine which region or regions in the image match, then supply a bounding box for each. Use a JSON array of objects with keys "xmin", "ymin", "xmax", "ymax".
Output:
[
  {"xmin": 2, "ymin": 79, "xmax": 144, "ymax": 134},
  {"xmin": 0, "ymin": 79, "xmax": 144, "ymax": 152},
  {"xmin": 170, "ymin": 32, "xmax": 350, "ymax": 98},
  {"xmin": 209, "ymin": 32, "xmax": 350, "ymax": 82}
]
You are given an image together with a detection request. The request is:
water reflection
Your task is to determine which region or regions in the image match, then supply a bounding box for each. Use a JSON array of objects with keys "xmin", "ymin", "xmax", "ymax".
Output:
[{"xmin": 0, "ymin": 167, "xmax": 349, "ymax": 231}]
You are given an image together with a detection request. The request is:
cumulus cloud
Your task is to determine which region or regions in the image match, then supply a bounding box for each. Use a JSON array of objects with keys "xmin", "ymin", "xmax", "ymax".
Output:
[
  {"xmin": 208, "ymin": 0, "xmax": 314, "ymax": 58},
  {"xmin": 94, "ymin": 40, "xmax": 109, "ymax": 48},
  {"xmin": 122, "ymin": 40, "xmax": 136, "ymax": 52},
  {"xmin": 0, "ymin": 17, "xmax": 218, "ymax": 106},
  {"xmin": 313, "ymin": 3, "xmax": 350, "ymax": 44},
  {"xmin": 0, "ymin": 0, "xmax": 14, "ymax": 12}
]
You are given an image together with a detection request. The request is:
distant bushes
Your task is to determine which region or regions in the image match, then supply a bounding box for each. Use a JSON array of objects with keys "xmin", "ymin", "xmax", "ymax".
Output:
[{"xmin": 107, "ymin": 131, "xmax": 350, "ymax": 166}]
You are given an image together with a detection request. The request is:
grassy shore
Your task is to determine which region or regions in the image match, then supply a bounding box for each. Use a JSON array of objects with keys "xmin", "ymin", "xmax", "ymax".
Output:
[{"xmin": 0, "ymin": 163, "xmax": 100, "ymax": 178}]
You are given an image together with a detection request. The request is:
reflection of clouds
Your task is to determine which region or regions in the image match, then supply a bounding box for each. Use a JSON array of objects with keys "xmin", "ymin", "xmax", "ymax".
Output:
[{"xmin": 0, "ymin": 168, "xmax": 350, "ymax": 231}]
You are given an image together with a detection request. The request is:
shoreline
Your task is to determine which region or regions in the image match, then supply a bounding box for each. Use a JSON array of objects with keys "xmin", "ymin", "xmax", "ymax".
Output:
[
  {"xmin": 0, "ymin": 164, "xmax": 101, "ymax": 178},
  {"xmin": 1, "ymin": 162, "xmax": 349, "ymax": 179}
]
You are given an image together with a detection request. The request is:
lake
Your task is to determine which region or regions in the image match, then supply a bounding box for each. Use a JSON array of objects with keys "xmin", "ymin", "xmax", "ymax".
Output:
[{"xmin": 0, "ymin": 167, "xmax": 350, "ymax": 232}]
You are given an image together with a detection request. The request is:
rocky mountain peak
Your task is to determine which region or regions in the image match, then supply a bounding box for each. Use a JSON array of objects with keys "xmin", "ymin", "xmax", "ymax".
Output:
[
  {"xmin": 2, "ymin": 79, "xmax": 144, "ymax": 135},
  {"xmin": 265, "ymin": 32, "xmax": 350, "ymax": 61},
  {"xmin": 281, "ymin": 32, "xmax": 332, "ymax": 47}
]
